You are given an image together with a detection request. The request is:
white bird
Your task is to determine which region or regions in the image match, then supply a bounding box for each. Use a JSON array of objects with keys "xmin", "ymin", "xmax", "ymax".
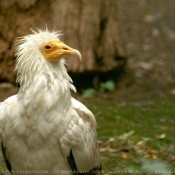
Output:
[{"xmin": 0, "ymin": 29, "xmax": 101, "ymax": 175}]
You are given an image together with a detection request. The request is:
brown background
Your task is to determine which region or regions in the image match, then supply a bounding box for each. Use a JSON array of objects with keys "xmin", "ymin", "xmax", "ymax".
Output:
[{"xmin": 0, "ymin": 0, "xmax": 175, "ymax": 96}]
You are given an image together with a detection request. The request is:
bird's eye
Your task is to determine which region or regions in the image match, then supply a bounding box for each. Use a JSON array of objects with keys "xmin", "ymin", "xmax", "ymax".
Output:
[{"xmin": 45, "ymin": 45, "xmax": 51, "ymax": 49}]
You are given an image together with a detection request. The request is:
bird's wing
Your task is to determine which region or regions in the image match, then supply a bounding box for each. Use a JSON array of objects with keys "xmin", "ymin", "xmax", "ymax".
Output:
[
  {"xmin": 60, "ymin": 97, "xmax": 101, "ymax": 174},
  {"xmin": 0, "ymin": 95, "xmax": 18, "ymax": 174}
]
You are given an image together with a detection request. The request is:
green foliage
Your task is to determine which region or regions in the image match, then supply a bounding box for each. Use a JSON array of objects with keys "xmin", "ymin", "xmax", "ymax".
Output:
[
  {"xmin": 100, "ymin": 80, "xmax": 115, "ymax": 93},
  {"xmin": 82, "ymin": 80, "xmax": 115, "ymax": 98},
  {"xmin": 82, "ymin": 88, "xmax": 96, "ymax": 98},
  {"xmin": 0, "ymin": 164, "xmax": 7, "ymax": 174},
  {"xmin": 83, "ymin": 95, "xmax": 175, "ymax": 174}
]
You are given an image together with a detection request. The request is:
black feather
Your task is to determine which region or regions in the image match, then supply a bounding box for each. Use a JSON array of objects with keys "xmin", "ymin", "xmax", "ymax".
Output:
[
  {"xmin": 67, "ymin": 150, "xmax": 82, "ymax": 175},
  {"xmin": 1, "ymin": 143, "xmax": 12, "ymax": 174},
  {"xmin": 67, "ymin": 150, "xmax": 101, "ymax": 175}
]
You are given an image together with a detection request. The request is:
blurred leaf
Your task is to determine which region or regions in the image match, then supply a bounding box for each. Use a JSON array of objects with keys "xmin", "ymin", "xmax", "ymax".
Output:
[
  {"xmin": 141, "ymin": 158, "xmax": 172, "ymax": 175},
  {"xmin": 158, "ymin": 133, "xmax": 166, "ymax": 139},
  {"xmin": 100, "ymin": 147, "xmax": 116, "ymax": 153},
  {"xmin": 137, "ymin": 138, "xmax": 149, "ymax": 146},
  {"xmin": 109, "ymin": 137, "xmax": 115, "ymax": 142},
  {"xmin": 170, "ymin": 89, "xmax": 175, "ymax": 95},
  {"xmin": 82, "ymin": 88, "xmax": 96, "ymax": 98},
  {"xmin": 144, "ymin": 148, "xmax": 158, "ymax": 159},
  {"xmin": 118, "ymin": 130, "xmax": 135, "ymax": 140},
  {"xmin": 120, "ymin": 152, "xmax": 131, "ymax": 159},
  {"xmin": 100, "ymin": 80, "xmax": 115, "ymax": 92}
]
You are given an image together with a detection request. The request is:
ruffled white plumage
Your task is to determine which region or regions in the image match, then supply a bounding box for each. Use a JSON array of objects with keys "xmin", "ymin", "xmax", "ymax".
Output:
[{"xmin": 0, "ymin": 29, "xmax": 100, "ymax": 174}]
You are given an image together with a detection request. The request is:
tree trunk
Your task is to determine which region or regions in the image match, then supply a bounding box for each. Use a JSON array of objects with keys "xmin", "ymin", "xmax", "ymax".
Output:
[{"xmin": 0, "ymin": 0, "xmax": 127, "ymax": 84}]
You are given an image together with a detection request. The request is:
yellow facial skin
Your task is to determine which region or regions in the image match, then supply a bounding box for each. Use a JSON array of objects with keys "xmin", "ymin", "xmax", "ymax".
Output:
[{"xmin": 41, "ymin": 40, "xmax": 82, "ymax": 61}]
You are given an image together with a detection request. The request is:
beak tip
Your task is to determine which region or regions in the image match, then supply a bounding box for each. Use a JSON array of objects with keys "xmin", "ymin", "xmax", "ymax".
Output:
[{"xmin": 71, "ymin": 49, "xmax": 82, "ymax": 61}]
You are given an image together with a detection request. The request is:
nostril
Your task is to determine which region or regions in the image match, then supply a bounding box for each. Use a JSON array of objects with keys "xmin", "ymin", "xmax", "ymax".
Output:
[{"xmin": 63, "ymin": 47, "xmax": 69, "ymax": 51}]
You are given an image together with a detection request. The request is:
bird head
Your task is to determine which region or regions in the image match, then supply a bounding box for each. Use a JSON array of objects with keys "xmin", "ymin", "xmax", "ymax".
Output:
[
  {"xmin": 16, "ymin": 28, "xmax": 81, "ymax": 90},
  {"xmin": 16, "ymin": 28, "xmax": 81, "ymax": 69},
  {"xmin": 40, "ymin": 40, "xmax": 82, "ymax": 62}
]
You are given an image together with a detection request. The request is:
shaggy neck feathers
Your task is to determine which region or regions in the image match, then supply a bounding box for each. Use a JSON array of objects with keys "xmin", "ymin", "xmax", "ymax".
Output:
[{"xmin": 16, "ymin": 29, "xmax": 75, "ymax": 111}]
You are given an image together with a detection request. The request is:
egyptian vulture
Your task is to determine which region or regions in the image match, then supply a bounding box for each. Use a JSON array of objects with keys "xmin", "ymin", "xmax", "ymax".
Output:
[{"xmin": 0, "ymin": 29, "xmax": 101, "ymax": 175}]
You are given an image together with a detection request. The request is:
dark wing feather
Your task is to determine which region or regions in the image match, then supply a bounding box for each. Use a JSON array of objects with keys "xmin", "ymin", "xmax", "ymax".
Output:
[
  {"xmin": 1, "ymin": 143, "xmax": 12, "ymax": 174},
  {"xmin": 67, "ymin": 150, "xmax": 101, "ymax": 175},
  {"xmin": 67, "ymin": 150, "xmax": 83, "ymax": 175}
]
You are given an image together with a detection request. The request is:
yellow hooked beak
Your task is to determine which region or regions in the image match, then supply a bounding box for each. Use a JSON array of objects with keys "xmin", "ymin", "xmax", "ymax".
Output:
[{"xmin": 41, "ymin": 40, "xmax": 82, "ymax": 61}]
